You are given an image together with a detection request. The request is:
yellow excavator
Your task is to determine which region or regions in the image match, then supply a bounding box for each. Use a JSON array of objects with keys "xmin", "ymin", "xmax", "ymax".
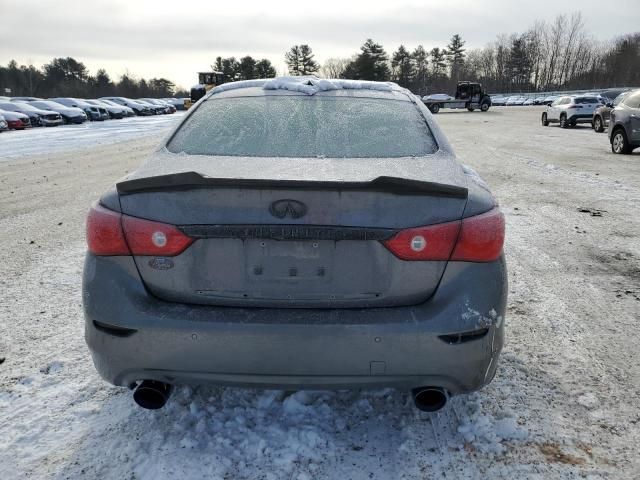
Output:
[{"xmin": 185, "ymin": 71, "xmax": 225, "ymax": 109}]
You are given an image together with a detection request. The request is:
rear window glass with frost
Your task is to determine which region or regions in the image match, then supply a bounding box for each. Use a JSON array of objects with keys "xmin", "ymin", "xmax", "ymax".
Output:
[{"xmin": 167, "ymin": 96, "xmax": 437, "ymax": 158}]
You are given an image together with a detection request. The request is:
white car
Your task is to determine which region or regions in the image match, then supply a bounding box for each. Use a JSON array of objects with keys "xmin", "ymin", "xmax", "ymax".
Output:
[
  {"xmin": 523, "ymin": 98, "xmax": 534, "ymax": 106},
  {"xmin": 0, "ymin": 112, "xmax": 8, "ymax": 131},
  {"xmin": 541, "ymin": 95, "xmax": 601, "ymax": 128}
]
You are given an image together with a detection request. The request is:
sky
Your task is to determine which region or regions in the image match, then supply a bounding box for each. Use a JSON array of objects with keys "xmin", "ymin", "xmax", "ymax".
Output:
[{"xmin": 1, "ymin": 0, "xmax": 639, "ymax": 90}]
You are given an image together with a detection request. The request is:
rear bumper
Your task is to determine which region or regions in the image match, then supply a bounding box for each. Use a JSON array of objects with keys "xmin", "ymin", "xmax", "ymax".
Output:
[
  {"xmin": 568, "ymin": 113, "xmax": 593, "ymax": 123},
  {"xmin": 83, "ymin": 255, "xmax": 507, "ymax": 393}
]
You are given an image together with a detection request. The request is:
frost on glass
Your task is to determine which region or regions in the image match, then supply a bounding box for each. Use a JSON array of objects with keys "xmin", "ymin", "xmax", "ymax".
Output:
[{"xmin": 167, "ymin": 97, "xmax": 437, "ymax": 158}]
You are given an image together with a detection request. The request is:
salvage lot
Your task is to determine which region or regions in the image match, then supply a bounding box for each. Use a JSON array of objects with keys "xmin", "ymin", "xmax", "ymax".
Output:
[{"xmin": 0, "ymin": 106, "xmax": 639, "ymax": 478}]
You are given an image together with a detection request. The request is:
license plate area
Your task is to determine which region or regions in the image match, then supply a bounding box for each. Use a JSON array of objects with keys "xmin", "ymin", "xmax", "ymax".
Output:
[{"xmin": 245, "ymin": 239, "xmax": 334, "ymax": 282}]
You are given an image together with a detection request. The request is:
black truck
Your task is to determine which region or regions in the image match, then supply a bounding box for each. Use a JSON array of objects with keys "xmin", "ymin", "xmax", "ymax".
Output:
[{"xmin": 423, "ymin": 81, "xmax": 492, "ymax": 114}]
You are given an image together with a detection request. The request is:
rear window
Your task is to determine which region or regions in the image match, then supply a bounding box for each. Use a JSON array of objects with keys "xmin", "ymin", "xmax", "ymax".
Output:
[
  {"xmin": 574, "ymin": 97, "xmax": 599, "ymax": 104},
  {"xmin": 622, "ymin": 92, "xmax": 640, "ymax": 108},
  {"xmin": 167, "ymin": 96, "xmax": 437, "ymax": 158}
]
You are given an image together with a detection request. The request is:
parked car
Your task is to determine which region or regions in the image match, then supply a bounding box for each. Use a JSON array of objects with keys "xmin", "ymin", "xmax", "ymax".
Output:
[
  {"xmin": 505, "ymin": 96, "xmax": 520, "ymax": 106},
  {"xmin": 83, "ymin": 77, "xmax": 507, "ymax": 413},
  {"xmin": 141, "ymin": 98, "xmax": 176, "ymax": 114},
  {"xmin": 0, "ymin": 109, "xmax": 31, "ymax": 129},
  {"xmin": 523, "ymin": 98, "xmax": 534, "ymax": 106},
  {"xmin": 135, "ymin": 99, "xmax": 165, "ymax": 115},
  {"xmin": 541, "ymin": 95, "xmax": 601, "ymax": 128},
  {"xmin": 50, "ymin": 97, "xmax": 109, "ymax": 121},
  {"xmin": 10, "ymin": 96, "xmax": 41, "ymax": 102},
  {"xmin": 593, "ymin": 92, "xmax": 631, "ymax": 133},
  {"xmin": 28, "ymin": 100, "xmax": 86, "ymax": 124},
  {"xmin": 0, "ymin": 113, "xmax": 8, "ymax": 132},
  {"xmin": 163, "ymin": 97, "xmax": 187, "ymax": 110},
  {"xmin": 0, "ymin": 101, "xmax": 63, "ymax": 127},
  {"xmin": 533, "ymin": 97, "xmax": 546, "ymax": 105},
  {"xmin": 491, "ymin": 96, "xmax": 507, "ymax": 106},
  {"xmin": 609, "ymin": 89, "xmax": 640, "ymax": 154},
  {"xmin": 99, "ymin": 98, "xmax": 135, "ymax": 117},
  {"xmin": 100, "ymin": 97, "xmax": 154, "ymax": 116},
  {"xmin": 85, "ymin": 99, "xmax": 127, "ymax": 119},
  {"xmin": 542, "ymin": 95, "xmax": 558, "ymax": 106}
]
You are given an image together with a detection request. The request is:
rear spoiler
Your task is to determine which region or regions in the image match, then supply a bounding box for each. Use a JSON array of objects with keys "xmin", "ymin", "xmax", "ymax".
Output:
[{"xmin": 116, "ymin": 171, "xmax": 468, "ymax": 198}]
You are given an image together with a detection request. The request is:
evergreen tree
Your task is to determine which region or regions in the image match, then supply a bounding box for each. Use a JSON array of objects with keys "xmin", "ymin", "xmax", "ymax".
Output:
[
  {"xmin": 411, "ymin": 45, "xmax": 429, "ymax": 95},
  {"xmin": 446, "ymin": 34, "xmax": 466, "ymax": 81},
  {"xmin": 343, "ymin": 39, "xmax": 390, "ymax": 81},
  {"xmin": 255, "ymin": 59, "xmax": 277, "ymax": 78},
  {"xmin": 429, "ymin": 47, "xmax": 447, "ymax": 77},
  {"xmin": 239, "ymin": 56, "xmax": 257, "ymax": 80},
  {"xmin": 298, "ymin": 45, "xmax": 319, "ymax": 75},
  {"xmin": 391, "ymin": 45, "xmax": 414, "ymax": 88},
  {"xmin": 285, "ymin": 45, "xmax": 302, "ymax": 75},
  {"xmin": 285, "ymin": 45, "xmax": 319, "ymax": 75}
]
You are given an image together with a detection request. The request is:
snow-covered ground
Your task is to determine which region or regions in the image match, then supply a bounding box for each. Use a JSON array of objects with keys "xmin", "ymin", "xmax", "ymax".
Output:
[
  {"xmin": 0, "ymin": 113, "xmax": 183, "ymax": 160},
  {"xmin": 1, "ymin": 107, "xmax": 639, "ymax": 478}
]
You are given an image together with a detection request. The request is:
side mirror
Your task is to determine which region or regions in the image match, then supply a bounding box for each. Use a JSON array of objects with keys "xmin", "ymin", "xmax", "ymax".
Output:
[{"xmin": 606, "ymin": 102, "xmax": 613, "ymax": 108}]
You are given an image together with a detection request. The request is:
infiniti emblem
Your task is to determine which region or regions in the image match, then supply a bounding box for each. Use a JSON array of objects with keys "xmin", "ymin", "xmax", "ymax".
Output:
[{"xmin": 269, "ymin": 199, "xmax": 308, "ymax": 219}]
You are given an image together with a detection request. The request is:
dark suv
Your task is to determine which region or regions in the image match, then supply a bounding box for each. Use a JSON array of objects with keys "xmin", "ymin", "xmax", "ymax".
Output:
[
  {"xmin": 593, "ymin": 91, "xmax": 630, "ymax": 133},
  {"xmin": 608, "ymin": 89, "xmax": 640, "ymax": 154}
]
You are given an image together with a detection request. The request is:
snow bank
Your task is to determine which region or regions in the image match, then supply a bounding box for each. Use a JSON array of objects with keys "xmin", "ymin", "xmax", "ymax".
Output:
[{"xmin": 423, "ymin": 94, "xmax": 453, "ymax": 101}]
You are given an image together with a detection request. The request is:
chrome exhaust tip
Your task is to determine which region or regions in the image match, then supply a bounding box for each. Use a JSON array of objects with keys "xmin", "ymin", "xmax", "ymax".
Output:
[
  {"xmin": 411, "ymin": 387, "xmax": 448, "ymax": 412},
  {"xmin": 133, "ymin": 380, "xmax": 173, "ymax": 409}
]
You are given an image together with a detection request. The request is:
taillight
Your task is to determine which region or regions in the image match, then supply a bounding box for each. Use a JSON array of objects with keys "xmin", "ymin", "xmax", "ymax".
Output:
[
  {"xmin": 122, "ymin": 215, "xmax": 193, "ymax": 256},
  {"xmin": 382, "ymin": 221, "xmax": 460, "ymax": 261},
  {"xmin": 86, "ymin": 204, "xmax": 130, "ymax": 255},
  {"xmin": 383, "ymin": 208, "xmax": 504, "ymax": 262},
  {"xmin": 86, "ymin": 204, "xmax": 193, "ymax": 256},
  {"xmin": 452, "ymin": 208, "xmax": 504, "ymax": 262}
]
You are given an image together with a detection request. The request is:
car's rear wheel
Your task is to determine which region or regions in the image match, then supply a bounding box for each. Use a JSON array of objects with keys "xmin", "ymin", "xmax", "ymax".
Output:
[
  {"xmin": 611, "ymin": 128, "xmax": 632, "ymax": 154},
  {"xmin": 593, "ymin": 116, "xmax": 604, "ymax": 133},
  {"xmin": 429, "ymin": 104, "xmax": 440, "ymax": 114},
  {"xmin": 559, "ymin": 114, "xmax": 568, "ymax": 129},
  {"xmin": 467, "ymin": 107, "xmax": 475, "ymax": 112},
  {"xmin": 541, "ymin": 113, "xmax": 549, "ymax": 126},
  {"xmin": 480, "ymin": 101, "xmax": 490, "ymax": 112}
]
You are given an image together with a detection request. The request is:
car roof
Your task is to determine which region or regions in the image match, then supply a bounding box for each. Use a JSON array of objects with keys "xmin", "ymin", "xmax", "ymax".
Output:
[{"xmin": 206, "ymin": 77, "xmax": 411, "ymax": 102}]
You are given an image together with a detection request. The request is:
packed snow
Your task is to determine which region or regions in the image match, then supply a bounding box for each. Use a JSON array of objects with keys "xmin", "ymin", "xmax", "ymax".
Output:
[
  {"xmin": 210, "ymin": 77, "xmax": 399, "ymax": 97},
  {"xmin": 423, "ymin": 94, "xmax": 454, "ymax": 101},
  {"xmin": 1, "ymin": 106, "xmax": 638, "ymax": 478},
  {"xmin": 0, "ymin": 113, "xmax": 183, "ymax": 160}
]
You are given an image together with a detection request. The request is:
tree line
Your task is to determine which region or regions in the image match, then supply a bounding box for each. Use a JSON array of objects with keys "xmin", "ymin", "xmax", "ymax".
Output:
[
  {"xmin": 2, "ymin": 12, "xmax": 638, "ymax": 99},
  {"xmin": 281, "ymin": 13, "xmax": 638, "ymax": 95}
]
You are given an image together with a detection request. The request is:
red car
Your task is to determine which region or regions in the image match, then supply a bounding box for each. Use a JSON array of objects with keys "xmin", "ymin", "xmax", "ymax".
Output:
[{"xmin": 0, "ymin": 109, "xmax": 31, "ymax": 129}]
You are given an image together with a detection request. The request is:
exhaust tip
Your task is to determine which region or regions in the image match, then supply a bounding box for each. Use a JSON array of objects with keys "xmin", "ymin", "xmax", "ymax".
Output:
[
  {"xmin": 133, "ymin": 380, "xmax": 173, "ymax": 409},
  {"xmin": 412, "ymin": 387, "xmax": 448, "ymax": 412}
]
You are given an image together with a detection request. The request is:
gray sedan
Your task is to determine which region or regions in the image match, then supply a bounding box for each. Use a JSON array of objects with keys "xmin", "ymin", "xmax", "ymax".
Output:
[{"xmin": 83, "ymin": 77, "xmax": 507, "ymax": 412}]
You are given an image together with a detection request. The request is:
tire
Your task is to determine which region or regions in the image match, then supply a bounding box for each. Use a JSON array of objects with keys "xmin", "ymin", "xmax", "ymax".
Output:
[
  {"xmin": 611, "ymin": 128, "xmax": 632, "ymax": 154},
  {"xmin": 541, "ymin": 113, "xmax": 549, "ymax": 126},
  {"xmin": 559, "ymin": 114, "xmax": 568, "ymax": 129},
  {"xmin": 429, "ymin": 104, "xmax": 440, "ymax": 114},
  {"xmin": 593, "ymin": 116, "xmax": 604, "ymax": 133},
  {"xmin": 480, "ymin": 102, "xmax": 490, "ymax": 112},
  {"xmin": 467, "ymin": 107, "xmax": 475, "ymax": 112}
]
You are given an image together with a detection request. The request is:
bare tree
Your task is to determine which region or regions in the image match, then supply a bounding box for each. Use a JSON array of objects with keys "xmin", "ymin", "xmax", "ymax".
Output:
[{"xmin": 320, "ymin": 58, "xmax": 350, "ymax": 78}]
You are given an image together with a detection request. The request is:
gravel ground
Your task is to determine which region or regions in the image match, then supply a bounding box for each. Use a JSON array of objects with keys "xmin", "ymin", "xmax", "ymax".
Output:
[{"xmin": 0, "ymin": 106, "xmax": 639, "ymax": 479}]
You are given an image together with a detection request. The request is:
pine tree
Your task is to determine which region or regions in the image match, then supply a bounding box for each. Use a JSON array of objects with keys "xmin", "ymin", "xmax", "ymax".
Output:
[
  {"xmin": 285, "ymin": 46, "xmax": 302, "ymax": 75},
  {"xmin": 239, "ymin": 56, "xmax": 257, "ymax": 80},
  {"xmin": 344, "ymin": 39, "xmax": 390, "ymax": 81},
  {"xmin": 429, "ymin": 48, "xmax": 447, "ymax": 77},
  {"xmin": 391, "ymin": 45, "xmax": 415, "ymax": 88},
  {"xmin": 298, "ymin": 45, "xmax": 319, "ymax": 75},
  {"xmin": 256, "ymin": 59, "xmax": 277, "ymax": 78},
  {"xmin": 412, "ymin": 45, "xmax": 429, "ymax": 95},
  {"xmin": 446, "ymin": 34, "xmax": 466, "ymax": 81},
  {"xmin": 285, "ymin": 45, "xmax": 319, "ymax": 75}
]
